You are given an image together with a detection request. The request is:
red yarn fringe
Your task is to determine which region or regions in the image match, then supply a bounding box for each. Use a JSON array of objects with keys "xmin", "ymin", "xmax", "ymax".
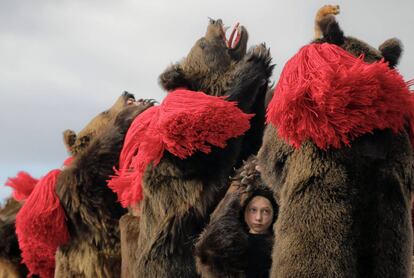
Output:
[
  {"xmin": 63, "ymin": 156, "xmax": 74, "ymax": 167},
  {"xmin": 267, "ymin": 43, "xmax": 414, "ymax": 149},
  {"xmin": 15, "ymin": 169, "xmax": 69, "ymax": 278},
  {"xmin": 5, "ymin": 172, "xmax": 38, "ymax": 201},
  {"xmin": 108, "ymin": 89, "xmax": 253, "ymax": 207}
]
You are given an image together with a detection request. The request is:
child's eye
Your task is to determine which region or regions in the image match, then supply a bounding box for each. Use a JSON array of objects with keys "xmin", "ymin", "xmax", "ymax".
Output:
[{"xmin": 262, "ymin": 209, "xmax": 271, "ymax": 215}]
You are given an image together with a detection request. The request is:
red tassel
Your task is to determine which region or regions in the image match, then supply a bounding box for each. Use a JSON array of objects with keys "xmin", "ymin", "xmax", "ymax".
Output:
[
  {"xmin": 5, "ymin": 157, "xmax": 73, "ymax": 203},
  {"xmin": 108, "ymin": 89, "xmax": 253, "ymax": 208},
  {"xmin": 5, "ymin": 172, "xmax": 38, "ymax": 201},
  {"xmin": 15, "ymin": 169, "xmax": 69, "ymax": 278},
  {"xmin": 63, "ymin": 156, "xmax": 74, "ymax": 167},
  {"xmin": 267, "ymin": 43, "xmax": 414, "ymax": 149}
]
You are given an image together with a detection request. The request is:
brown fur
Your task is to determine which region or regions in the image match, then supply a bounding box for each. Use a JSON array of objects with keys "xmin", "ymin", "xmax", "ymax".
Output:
[
  {"xmin": 258, "ymin": 127, "xmax": 413, "ymax": 277},
  {"xmin": 55, "ymin": 95, "xmax": 154, "ymax": 277},
  {"xmin": 314, "ymin": 15, "xmax": 402, "ymax": 67},
  {"xmin": 412, "ymin": 255, "xmax": 414, "ymax": 278},
  {"xmin": 258, "ymin": 16, "xmax": 412, "ymax": 278},
  {"xmin": 379, "ymin": 38, "xmax": 403, "ymax": 68},
  {"xmin": 0, "ymin": 259, "xmax": 20, "ymax": 278},
  {"xmin": 0, "ymin": 199, "xmax": 29, "ymax": 278},
  {"xmin": 0, "ymin": 198, "xmax": 20, "ymax": 222},
  {"xmin": 119, "ymin": 214, "xmax": 140, "ymax": 278},
  {"xmin": 159, "ymin": 19, "xmax": 271, "ymax": 167},
  {"xmin": 314, "ymin": 5, "xmax": 340, "ymax": 39},
  {"xmin": 196, "ymin": 193, "xmax": 248, "ymax": 278},
  {"xmin": 159, "ymin": 19, "xmax": 248, "ymax": 97},
  {"xmin": 195, "ymin": 157, "xmax": 276, "ymax": 278},
  {"xmin": 63, "ymin": 91, "xmax": 137, "ymax": 155},
  {"xmin": 122, "ymin": 19, "xmax": 273, "ymax": 278}
]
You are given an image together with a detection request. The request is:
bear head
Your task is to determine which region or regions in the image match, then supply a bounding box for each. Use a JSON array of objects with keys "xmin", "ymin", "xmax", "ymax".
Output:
[
  {"xmin": 257, "ymin": 13, "xmax": 412, "ymax": 278},
  {"xmin": 158, "ymin": 18, "xmax": 249, "ymax": 96},
  {"xmin": 314, "ymin": 15, "xmax": 402, "ymax": 67},
  {"xmin": 63, "ymin": 91, "xmax": 146, "ymax": 156}
]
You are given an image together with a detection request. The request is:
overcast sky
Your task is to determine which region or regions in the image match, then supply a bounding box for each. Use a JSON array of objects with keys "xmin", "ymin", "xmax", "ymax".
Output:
[{"xmin": 1, "ymin": 0, "xmax": 413, "ymax": 202}]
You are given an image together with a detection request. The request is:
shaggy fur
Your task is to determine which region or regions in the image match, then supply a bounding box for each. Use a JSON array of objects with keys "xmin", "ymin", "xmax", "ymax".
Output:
[
  {"xmin": 314, "ymin": 15, "xmax": 403, "ymax": 66},
  {"xmin": 314, "ymin": 5, "xmax": 340, "ymax": 39},
  {"xmin": 258, "ymin": 17, "xmax": 413, "ymax": 278},
  {"xmin": 196, "ymin": 193, "xmax": 248, "ymax": 278},
  {"xmin": 62, "ymin": 91, "xmax": 137, "ymax": 155},
  {"xmin": 195, "ymin": 156, "xmax": 276, "ymax": 278},
  {"xmin": 119, "ymin": 214, "xmax": 140, "ymax": 278},
  {"xmin": 258, "ymin": 128, "xmax": 413, "ymax": 278},
  {"xmin": 0, "ymin": 259, "xmax": 20, "ymax": 278},
  {"xmin": 0, "ymin": 199, "xmax": 30, "ymax": 278},
  {"xmin": 54, "ymin": 96, "xmax": 154, "ymax": 277},
  {"xmin": 0, "ymin": 198, "xmax": 21, "ymax": 222},
  {"xmin": 158, "ymin": 18, "xmax": 271, "ymax": 167},
  {"xmin": 121, "ymin": 19, "xmax": 273, "ymax": 278}
]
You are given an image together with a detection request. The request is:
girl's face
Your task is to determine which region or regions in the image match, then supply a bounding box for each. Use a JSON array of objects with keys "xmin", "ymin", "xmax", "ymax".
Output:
[{"xmin": 244, "ymin": 196, "xmax": 274, "ymax": 234}]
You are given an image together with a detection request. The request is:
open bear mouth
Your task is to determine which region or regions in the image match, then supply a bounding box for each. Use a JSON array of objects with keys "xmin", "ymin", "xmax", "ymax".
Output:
[
  {"xmin": 221, "ymin": 22, "xmax": 243, "ymax": 50},
  {"xmin": 121, "ymin": 91, "xmax": 136, "ymax": 105}
]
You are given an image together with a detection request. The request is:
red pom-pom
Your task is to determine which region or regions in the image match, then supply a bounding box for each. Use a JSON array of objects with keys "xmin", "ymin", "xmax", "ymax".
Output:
[
  {"xmin": 108, "ymin": 89, "xmax": 253, "ymax": 207},
  {"xmin": 267, "ymin": 43, "xmax": 414, "ymax": 149},
  {"xmin": 15, "ymin": 169, "xmax": 69, "ymax": 278},
  {"xmin": 5, "ymin": 172, "xmax": 38, "ymax": 201}
]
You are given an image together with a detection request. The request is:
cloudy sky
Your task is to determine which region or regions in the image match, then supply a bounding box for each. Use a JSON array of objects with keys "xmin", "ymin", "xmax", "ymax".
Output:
[{"xmin": 1, "ymin": 0, "xmax": 413, "ymax": 202}]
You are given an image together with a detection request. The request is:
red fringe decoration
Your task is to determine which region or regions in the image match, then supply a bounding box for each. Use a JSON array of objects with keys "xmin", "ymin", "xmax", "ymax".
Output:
[
  {"xmin": 63, "ymin": 156, "xmax": 74, "ymax": 167},
  {"xmin": 15, "ymin": 169, "xmax": 69, "ymax": 278},
  {"xmin": 108, "ymin": 89, "xmax": 253, "ymax": 208},
  {"xmin": 267, "ymin": 43, "xmax": 414, "ymax": 149},
  {"xmin": 5, "ymin": 172, "xmax": 38, "ymax": 201}
]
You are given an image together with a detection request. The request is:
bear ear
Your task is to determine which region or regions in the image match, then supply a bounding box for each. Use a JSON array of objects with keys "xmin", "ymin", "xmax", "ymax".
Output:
[
  {"xmin": 318, "ymin": 15, "xmax": 345, "ymax": 45},
  {"xmin": 63, "ymin": 129, "xmax": 76, "ymax": 152},
  {"xmin": 158, "ymin": 63, "xmax": 189, "ymax": 92},
  {"xmin": 379, "ymin": 38, "xmax": 403, "ymax": 68},
  {"xmin": 70, "ymin": 135, "xmax": 90, "ymax": 155}
]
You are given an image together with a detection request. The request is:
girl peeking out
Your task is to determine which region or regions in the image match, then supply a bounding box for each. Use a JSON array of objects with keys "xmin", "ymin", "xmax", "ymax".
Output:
[{"xmin": 195, "ymin": 156, "xmax": 278, "ymax": 278}]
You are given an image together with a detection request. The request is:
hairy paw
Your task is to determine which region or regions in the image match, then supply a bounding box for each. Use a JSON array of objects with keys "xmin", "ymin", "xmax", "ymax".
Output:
[
  {"xmin": 244, "ymin": 43, "xmax": 274, "ymax": 83},
  {"xmin": 136, "ymin": 98, "xmax": 157, "ymax": 109}
]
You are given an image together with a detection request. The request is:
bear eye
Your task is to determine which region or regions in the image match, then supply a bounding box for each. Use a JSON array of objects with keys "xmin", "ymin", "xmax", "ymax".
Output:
[{"xmin": 199, "ymin": 38, "xmax": 206, "ymax": 49}]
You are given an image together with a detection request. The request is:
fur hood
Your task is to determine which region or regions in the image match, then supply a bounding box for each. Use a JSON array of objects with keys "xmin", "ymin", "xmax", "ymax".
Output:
[{"xmin": 195, "ymin": 156, "xmax": 276, "ymax": 278}]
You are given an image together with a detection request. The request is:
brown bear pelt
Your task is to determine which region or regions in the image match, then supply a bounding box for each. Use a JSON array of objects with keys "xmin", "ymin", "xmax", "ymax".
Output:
[
  {"xmin": 119, "ymin": 213, "xmax": 140, "ymax": 278},
  {"xmin": 195, "ymin": 156, "xmax": 277, "ymax": 278},
  {"xmin": 120, "ymin": 19, "xmax": 273, "ymax": 278},
  {"xmin": 158, "ymin": 18, "xmax": 269, "ymax": 168},
  {"xmin": 62, "ymin": 91, "xmax": 138, "ymax": 156},
  {"xmin": 54, "ymin": 94, "xmax": 154, "ymax": 277},
  {"xmin": 0, "ymin": 198, "xmax": 30, "ymax": 278},
  {"xmin": 257, "ymin": 16, "xmax": 413, "ymax": 278},
  {"xmin": 314, "ymin": 15, "xmax": 403, "ymax": 67}
]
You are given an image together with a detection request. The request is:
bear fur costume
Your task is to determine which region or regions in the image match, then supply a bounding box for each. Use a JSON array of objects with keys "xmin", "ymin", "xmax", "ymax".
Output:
[
  {"xmin": 158, "ymin": 19, "xmax": 269, "ymax": 169},
  {"xmin": 257, "ymin": 15, "xmax": 413, "ymax": 278},
  {"xmin": 0, "ymin": 104, "xmax": 121, "ymax": 278},
  {"xmin": 54, "ymin": 93, "xmax": 154, "ymax": 277},
  {"xmin": 1, "ymin": 93, "xmax": 137, "ymax": 277},
  {"xmin": 62, "ymin": 92, "xmax": 140, "ymax": 156},
  {"xmin": 0, "ymin": 198, "xmax": 31, "ymax": 278},
  {"xmin": 118, "ymin": 18, "xmax": 273, "ymax": 278},
  {"xmin": 195, "ymin": 156, "xmax": 278, "ymax": 278},
  {"xmin": 1, "ymin": 171, "xmax": 42, "ymax": 277}
]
